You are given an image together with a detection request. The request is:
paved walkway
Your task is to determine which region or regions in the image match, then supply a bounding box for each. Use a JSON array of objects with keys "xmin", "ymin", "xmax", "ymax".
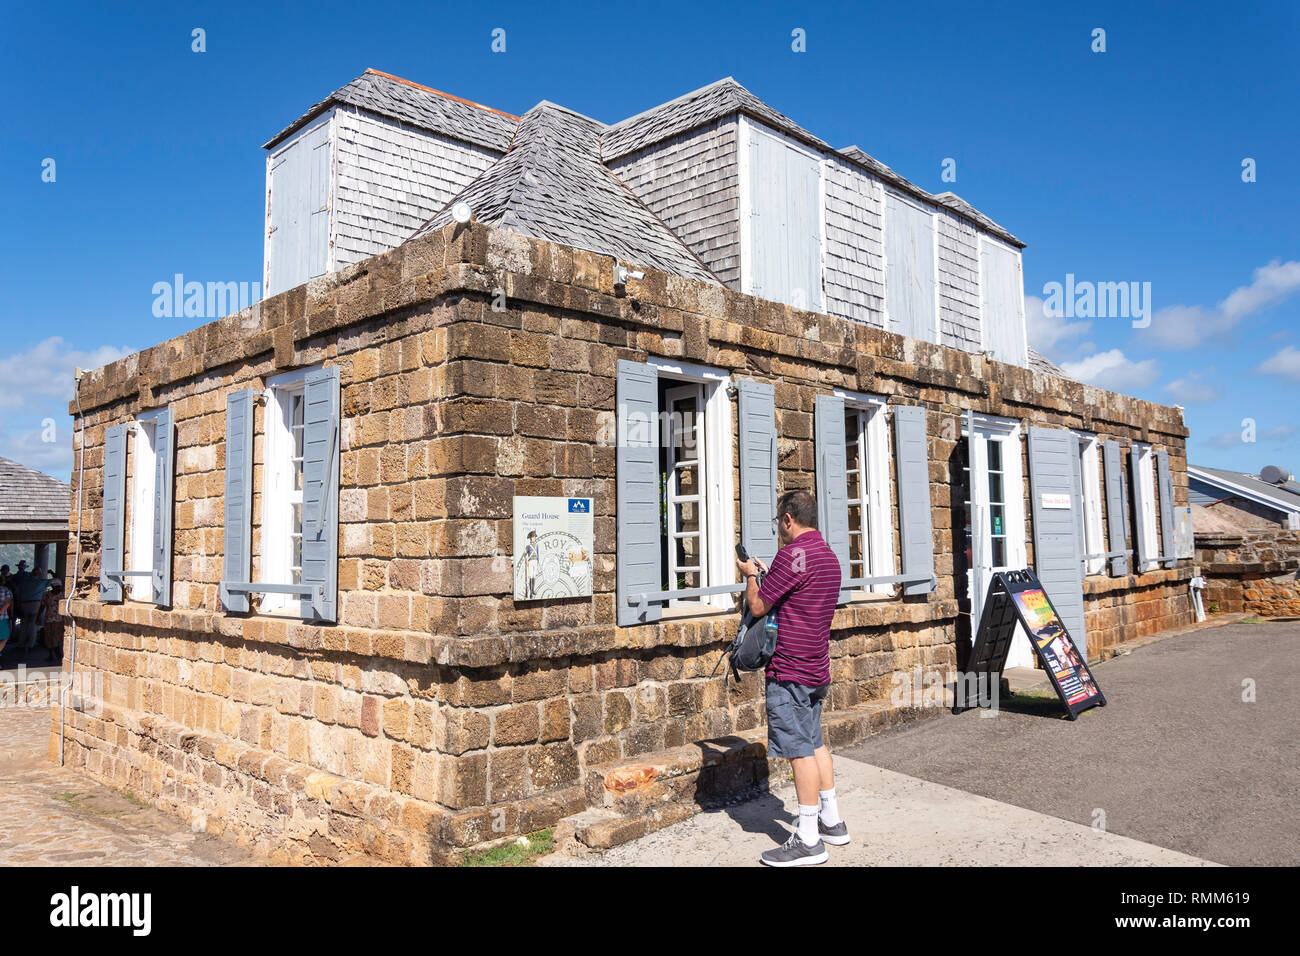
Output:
[
  {"xmin": 541, "ymin": 751, "xmax": 1215, "ymax": 867},
  {"xmin": 546, "ymin": 620, "xmax": 1299, "ymax": 867},
  {"xmin": 0, "ymin": 704, "xmax": 267, "ymax": 867}
]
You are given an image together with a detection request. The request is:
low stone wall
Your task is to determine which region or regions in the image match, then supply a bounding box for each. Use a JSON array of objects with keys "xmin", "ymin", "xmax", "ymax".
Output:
[
  {"xmin": 1084, "ymin": 567, "xmax": 1196, "ymax": 657},
  {"xmin": 1195, "ymin": 530, "xmax": 1300, "ymax": 617}
]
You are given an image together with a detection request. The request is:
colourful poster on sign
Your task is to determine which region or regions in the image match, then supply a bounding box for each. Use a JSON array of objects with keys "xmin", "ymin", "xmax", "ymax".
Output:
[
  {"xmin": 1010, "ymin": 587, "xmax": 1101, "ymax": 707},
  {"xmin": 513, "ymin": 497, "xmax": 594, "ymax": 601}
]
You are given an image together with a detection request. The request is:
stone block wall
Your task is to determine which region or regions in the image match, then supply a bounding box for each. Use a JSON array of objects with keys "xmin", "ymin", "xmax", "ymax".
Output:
[
  {"xmin": 55, "ymin": 221, "xmax": 1193, "ymax": 863},
  {"xmin": 1196, "ymin": 530, "xmax": 1300, "ymax": 617}
]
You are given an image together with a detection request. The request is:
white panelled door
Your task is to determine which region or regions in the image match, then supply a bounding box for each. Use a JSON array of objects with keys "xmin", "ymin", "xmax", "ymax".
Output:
[{"xmin": 748, "ymin": 124, "xmax": 822, "ymax": 312}]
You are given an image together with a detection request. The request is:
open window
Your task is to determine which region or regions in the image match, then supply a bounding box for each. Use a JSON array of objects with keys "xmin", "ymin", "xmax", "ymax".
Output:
[
  {"xmin": 1131, "ymin": 442, "xmax": 1159, "ymax": 572},
  {"xmin": 616, "ymin": 359, "xmax": 738, "ymax": 625},
  {"xmin": 99, "ymin": 408, "xmax": 174, "ymax": 606},
  {"xmin": 1074, "ymin": 433, "xmax": 1106, "ymax": 576},
  {"xmin": 841, "ymin": 395, "xmax": 896, "ymax": 597},
  {"xmin": 220, "ymin": 365, "xmax": 340, "ymax": 622},
  {"xmin": 260, "ymin": 370, "xmax": 310, "ymax": 615}
]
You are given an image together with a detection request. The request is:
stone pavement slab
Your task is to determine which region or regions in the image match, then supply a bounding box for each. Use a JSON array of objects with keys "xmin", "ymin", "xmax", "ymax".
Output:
[
  {"xmin": 541, "ymin": 751, "xmax": 1215, "ymax": 867},
  {"xmin": 0, "ymin": 706, "xmax": 268, "ymax": 867}
]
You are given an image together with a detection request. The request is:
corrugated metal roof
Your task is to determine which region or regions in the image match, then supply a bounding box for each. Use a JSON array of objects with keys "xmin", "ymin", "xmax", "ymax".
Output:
[
  {"xmin": 264, "ymin": 69, "xmax": 519, "ymax": 153},
  {"xmin": 0, "ymin": 457, "xmax": 69, "ymax": 527},
  {"xmin": 411, "ymin": 102, "xmax": 719, "ymax": 284},
  {"xmin": 1190, "ymin": 465, "xmax": 1300, "ymax": 514}
]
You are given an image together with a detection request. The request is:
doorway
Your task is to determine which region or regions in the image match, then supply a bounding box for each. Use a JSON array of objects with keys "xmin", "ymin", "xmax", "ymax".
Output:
[{"xmin": 959, "ymin": 416, "xmax": 1032, "ymax": 668}]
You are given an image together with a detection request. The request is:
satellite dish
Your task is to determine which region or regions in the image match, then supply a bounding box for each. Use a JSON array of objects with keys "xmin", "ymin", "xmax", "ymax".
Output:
[
  {"xmin": 1260, "ymin": 464, "xmax": 1288, "ymax": 484},
  {"xmin": 451, "ymin": 201, "xmax": 472, "ymax": 224}
]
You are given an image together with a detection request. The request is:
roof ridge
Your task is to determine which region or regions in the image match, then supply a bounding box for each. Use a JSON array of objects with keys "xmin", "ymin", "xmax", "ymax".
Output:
[{"xmin": 362, "ymin": 68, "xmax": 519, "ymax": 120}]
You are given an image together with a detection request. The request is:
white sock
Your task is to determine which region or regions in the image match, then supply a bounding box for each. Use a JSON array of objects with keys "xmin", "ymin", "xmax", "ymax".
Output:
[
  {"xmin": 819, "ymin": 788, "xmax": 841, "ymax": 826},
  {"xmin": 797, "ymin": 804, "xmax": 820, "ymax": 846}
]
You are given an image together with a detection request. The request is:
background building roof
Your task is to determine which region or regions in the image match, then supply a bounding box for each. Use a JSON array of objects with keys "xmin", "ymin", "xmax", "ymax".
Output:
[{"xmin": 0, "ymin": 457, "xmax": 69, "ymax": 529}]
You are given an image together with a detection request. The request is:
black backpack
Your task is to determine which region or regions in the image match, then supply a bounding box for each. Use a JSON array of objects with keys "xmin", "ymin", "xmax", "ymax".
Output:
[{"xmin": 713, "ymin": 573, "xmax": 778, "ymax": 684}]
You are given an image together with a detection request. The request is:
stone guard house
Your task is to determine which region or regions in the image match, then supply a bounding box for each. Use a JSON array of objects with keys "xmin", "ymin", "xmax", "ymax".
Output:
[{"xmin": 56, "ymin": 71, "xmax": 1194, "ymax": 864}]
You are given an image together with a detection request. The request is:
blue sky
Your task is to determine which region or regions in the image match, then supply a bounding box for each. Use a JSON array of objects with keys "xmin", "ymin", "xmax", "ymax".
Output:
[{"xmin": 2, "ymin": 0, "xmax": 1297, "ymax": 480}]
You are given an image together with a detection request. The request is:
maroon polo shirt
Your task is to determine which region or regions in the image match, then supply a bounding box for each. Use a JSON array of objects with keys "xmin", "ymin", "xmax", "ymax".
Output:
[{"xmin": 758, "ymin": 529, "xmax": 840, "ymax": 687}]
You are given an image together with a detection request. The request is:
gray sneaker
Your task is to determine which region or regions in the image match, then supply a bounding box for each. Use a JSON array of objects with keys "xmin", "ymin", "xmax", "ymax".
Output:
[
  {"xmin": 760, "ymin": 831, "xmax": 829, "ymax": 867},
  {"xmin": 818, "ymin": 818, "xmax": 850, "ymax": 846}
]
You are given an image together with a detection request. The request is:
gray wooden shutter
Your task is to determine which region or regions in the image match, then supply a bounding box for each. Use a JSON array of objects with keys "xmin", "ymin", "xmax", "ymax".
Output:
[
  {"xmin": 737, "ymin": 380, "xmax": 779, "ymax": 567},
  {"xmin": 1028, "ymin": 427, "xmax": 1087, "ymax": 650},
  {"xmin": 1156, "ymin": 447, "xmax": 1176, "ymax": 569},
  {"xmin": 1103, "ymin": 440, "xmax": 1128, "ymax": 576},
  {"xmin": 221, "ymin": 389, "xmax": 255, "ymax": 613},
  {"xmin": 1130, "ymin": 447, "xmax": 1151, "ymax": 572},
  {"xmin": 893, "ymin": 404, "xmax": 935, "ymax": 596},
  {"xmin": 814, "ymin": 394, "xmax": 851, "ymax": 603},
  {"xmin": 616, "ymin": 360, "xmax": 663, "ymax": 627},
  {"xmin": 99, "ymin": 424, "xmax": 128, "ymax": 602},
  {"xmin": 150, "ymin": 407, "xmax": 176, "ymax": 607},
  {"xmin": 301, "ymin": 366, "xmax": 341, "ymax": 622}
]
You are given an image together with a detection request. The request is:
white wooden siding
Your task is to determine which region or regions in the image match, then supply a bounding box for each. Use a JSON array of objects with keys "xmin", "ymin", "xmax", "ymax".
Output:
[
  {"xmin": 822, "ymin": 157, "xmax": 885, "ymax": 328},
  {"xmin": 331, "ymin": 107, "xmax": 499, "ymax": 269},
  {"xmin": 980, "ymin": 236, "xmax": 1028, "ymax": 365},
  {"xmin": 610, "ymin": 119, "xmax": 740, "ymax": 286},
  {"xmin": 747, "ymin": 123, "xmax": 822, "ymax": 311},
  {"xmin": 936, "ymin": 211, "xmax": 982, "ymax": 351}
]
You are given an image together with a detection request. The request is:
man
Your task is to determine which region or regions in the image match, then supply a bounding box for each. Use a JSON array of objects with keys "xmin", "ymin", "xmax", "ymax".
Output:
[
  {"xmin": 12, "ymin": 560, "xmax": 48, "ymax": 650},
  {"xmin": 736, "ymin": 490, "xmax": 848, "ymax": 867}
]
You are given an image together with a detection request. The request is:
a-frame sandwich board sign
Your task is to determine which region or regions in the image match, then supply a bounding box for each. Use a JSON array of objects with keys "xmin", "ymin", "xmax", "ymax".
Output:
[{"xmin": 958, "ymin": 568, "xmax": 1106, "ymax": 720}]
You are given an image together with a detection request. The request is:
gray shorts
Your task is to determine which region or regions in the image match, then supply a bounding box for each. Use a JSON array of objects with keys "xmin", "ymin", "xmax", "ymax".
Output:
[{"xmin": 765, "ymin": 678, "xmax": 829, "ymax": 759}]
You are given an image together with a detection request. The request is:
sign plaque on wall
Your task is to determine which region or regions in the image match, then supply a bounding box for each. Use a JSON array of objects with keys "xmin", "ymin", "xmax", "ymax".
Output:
[{"xmin": 512, "ymin": 496, "xmax": 594, "ymax": 601}]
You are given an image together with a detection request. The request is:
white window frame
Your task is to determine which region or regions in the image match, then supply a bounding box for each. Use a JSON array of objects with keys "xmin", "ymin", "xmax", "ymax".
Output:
[
  {"xmin": 882, "ymin": 190, "xmax": 941, "ymax": 345},
  {"xmin": 833, "ymin": 389, "xmax": 895, "ymax": 597},
  {"xmin": 962, "ymin": 414, "xmax": 1031, "ymax": 668},
  {"xmin": 1133, "ymin": 442, "xmax": 1159, "ymax": 572},
  {"xmin": 1075, "ymin": 433, "xmax": 1106, "ymax": 576},
  {"xmin": 260, "ymin": 367, "xmax": 314, "ymax": 615},
  {"xmin": 649, "ymin": 358, "xmax": 736, "ymax": 614},
  {"xmin": 127, "ymin": 408, "xmax": 166, "ymax": 601}
]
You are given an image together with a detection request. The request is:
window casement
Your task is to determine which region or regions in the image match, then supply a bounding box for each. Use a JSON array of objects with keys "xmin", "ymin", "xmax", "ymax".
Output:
[
  {"xmin": 841, "ymin": 395, "xmax": 896, "ymax": 598},
  {"xmin": 814, "ymin": 394, "xmax": 934, "ymax": 605},
  {"xmin": 99, "ymin": 408, "xmax": 175, "ymax": 607},
  {"xmin": 220, "ymin": 365, "xmax": 340, "ymax": 622},
  {"xmin": 261, "ymin": 371, "xmax": 310, "ymax": 615},
  {"xmin": 616, "ymin": 359, "xmax": 738, "ymax": 625},
  {"xmin": 1131, "ymin": 442, "xmax": 1159, "ymax": 572},
  {"xmin": 1074, "ymin": 433, "xmax": 1106, "ymax": 576}
]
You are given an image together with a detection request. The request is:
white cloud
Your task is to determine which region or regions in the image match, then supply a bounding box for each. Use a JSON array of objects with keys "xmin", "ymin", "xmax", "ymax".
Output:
[
  {"xmin": 1143, "ymin": 260, "xmax": 1300, "ymax": 350},
  {"xmin": 1258, "ymin": 345, "xmax": 1300, "ymax": 383},
  {"xmin": 1059, "ymin": 348, "xmax": 1159, "ymax": 393},
  {"xmin": 0, "ymin": 337, "xmax": 133, "ymax": 411},
  {"xmin": 1024, "ymin": 293, "xmax": 1091, "ymax": 358},
  {"xmin": 1203, "ymin": 431, "xmax": 1247, "ymax": 449},
  {"xmin": 1164, "ymin": 370, "xmax": 1221, "ymax": 404},
  {"xmin": 0, "ymin": 336, "xmax": 133, "ymax": 480},
  {"xmin": 1264, "ymin": 424, "xmax": 1297, "ymax": 443}
]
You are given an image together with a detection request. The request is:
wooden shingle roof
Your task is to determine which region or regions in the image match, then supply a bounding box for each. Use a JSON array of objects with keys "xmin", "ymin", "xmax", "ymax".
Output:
[{"xmin": 0, "ymin": 457, "xmax": 69, "ymax": 528}]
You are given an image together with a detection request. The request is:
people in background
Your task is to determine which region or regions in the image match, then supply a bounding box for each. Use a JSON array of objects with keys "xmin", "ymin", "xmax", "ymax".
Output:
[
  {"xmin": 39, "ymin": 579, "xmax": 65, "ymax": 663},
  {"xmin": 12, "ymin": 560, "xmax": 50, "ymax": 650},
  {"xmin": 0, "ymin": 577, "xmax": 12, "ymax": 655}
]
